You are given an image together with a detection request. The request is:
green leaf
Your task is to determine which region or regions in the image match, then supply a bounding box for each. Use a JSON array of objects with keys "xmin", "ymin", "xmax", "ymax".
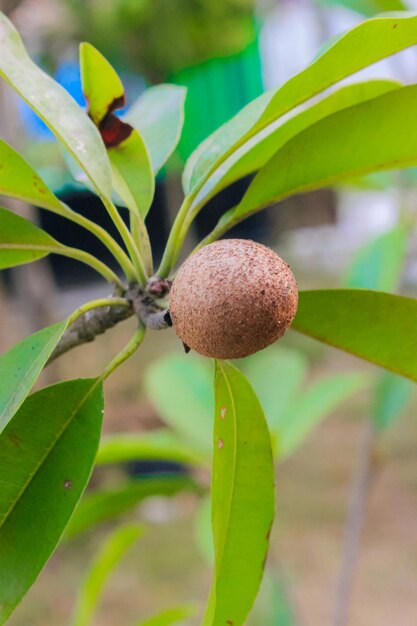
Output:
[
  {"xmin": 203, "ymin": 362, "xmax": 274, "ymax": 626},
  {"xmin": 138, "ymin": 604, "xmax": 197, "ymax": 626},
  {"xmin": 372, "ymin": 371, "xmax": 412, "ymax": 431},
  {"xmin": 80, "ymin": 42, "xmax": 155, "ymax": 218},
  {"xmin": 79, "ymin": 42, "xmax": 124, "ymax": 126},
  {"xmin": 346, "ymin": 225, "xmax": 408, "ymax": 292},
  {"xmin": 96, "ymin": 430, "xmax": 205, "ymax": 467},
  {"xmin": 242, "ymin": 346, "xmax": 308, "ymax": 432},
  {"xmin": 126, "ymin": 84, "xmax": 187, "ymax": 174},
  {"xmin": 223, "ymin": 85, "xmax": 417, "ymax": 230},
  {"xmin": 144, "ymin": 354, "xmax": 213, "ymax": 456},
  {"xmin": 0, "ymin": 140, "xmax": 64, "ymax": 214},
  {"xmin": 72, "ymin": 524, "xmax": 143, "ymax": 626},
  {"xmin": 0, "ymin": 321, "xmax": 68, "ymax": 433},
  {"xmin": 292, "ymin": 290, "xmax": 417, "ymax": 382},
  {"xmin": 184, "ymin": 12, "xmax": 417, "ymax": 194},
  {"xmin": 0, "ymin": 12, "xmax": 112, "ymax": 202},
  {"xmin": 67, "ymin": 476, "xmax": 198, "ymax": 539},
  {"xmin": 0, "ymin": 205, "xmax": 63, "ymax": 269},
  {"xmin": 0, "ymin": 378, "xmax": 104, "ymax": 623},
  {"xmin": 193, "ymin": 79, "xmax": 400, "ymax": 209},
  {"xmin": 276, "ymin": 373, "xmax": 368, "ymax": 459}
]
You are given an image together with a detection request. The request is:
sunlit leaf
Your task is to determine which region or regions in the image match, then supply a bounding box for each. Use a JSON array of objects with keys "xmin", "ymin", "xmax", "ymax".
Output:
[
  {"xmin": 193, "ymin": 79, "xmax": 400, "ymax": 209},
  {"xmin": 138, "ymin": 604, "xmax": 197, "ymax": 626},
  {"xmin": 72, "ymin": 524, "xmax": 144, "ymax": 626},
  {"xmin": 0, "ymin": 378, "xmax": 104, "ymax": 623},
  {"xmin": 67, "ymin": 476, "xmax": 198, "ymax": 539},
  {"xmin": 0, "ymin": 140, "xmax": 64, "ymax": 214},
  {"xmin": 184, "ymin": 12, "xmax": 417, "ymax": 194},
  {"xmin": 126, "ymin": 84, "xmax": 187, "ymax": 174},
  {"xmin": 0, "ymin": 12, "xmax": 112, "ymax": 201},
  {"xmin": 292, "ymin": 290, "xmax": 417, "ymax": 381},
  {"xmin": 276, "ymin": 373, "xmax": 369, "ymax": 459},
  {"xmin": 0, "ymin": 321, "xmax": 67, "ymax": 433},
  {"xmin": 145, "ymin": 354, "xmax": 213, "ymax": 456},
  {"xmin": 0, "ymin": 205, "xmax": 63, "ymax": 269},
  {"xmin": 203, "ymin": 362, "xmax": 274, "ymax": 626},
  {"xmin": 96, "ymin": 430, "xmax": 205, "ymax": 467}
]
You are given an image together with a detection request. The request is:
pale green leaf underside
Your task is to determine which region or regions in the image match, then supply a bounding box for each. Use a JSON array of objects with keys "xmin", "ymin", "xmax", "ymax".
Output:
[
  {"xmin": 292, "ymin": 290, "xmax": 417, "ymax": 382},
  {"xmin": 72, "ymin": 524, "xmax": 143, "ymax": 626},
  {"xmin": 203, "ymin": 361, "xmax": 274, "ymax": 626},
  {"xmin": 126, "ymin": 84, "xmax": 187, "ymax": 174},
  {"xmin": 184, "ymin": 12, "xmax": 417, "ymax": 194},
  {"xmin": 0, "ymin": 13, "xmax": 112, "ymax": 202},
  {"xmin": 0, "ymin": 321, "xmax": 67, "ymax": 434},
  {"xmin": 138, "ymin": 604, "xmax": 197, "ymax": 626},
  {"xmin": 0, "ymin": 378, "xmax": 103, "ymax": 623}
]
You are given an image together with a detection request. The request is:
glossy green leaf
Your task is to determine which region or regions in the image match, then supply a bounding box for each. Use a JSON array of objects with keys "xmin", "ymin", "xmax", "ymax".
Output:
[
  {"xmin": 276, "ymin": 373, "xmax": 368, "ymax": 459},
  {"xmin": 67, "ymin": 476, "xmax": 198, "ymax": 539},
  {"xmin": 72, "ymin": 524, "xmax": 143, "ymax": 626},
  {"xmin": 184, "ymin": 12, "xmax": 417, "ymax": 194},
  {"xmin": 126, "ymin": 84, "xmax": 187, "ymax": 174},
  {"xmin": 193, "ymin": 79, "xmax": 400, "ymax": 209},
  {"xmin": 145, "ymin": 354, "xmax": 213, "ymax": 455},
  {"xmin": 80, "ymin": 42, "xmax": 155, "ymax": 218},
  {"xmin": 0, "ymin": 12, "xmax": 112, "ymax": 201},
  {"xmin": 372, "ymin": 371, "xmax": 412, "ymax": 431},
  {"xmin": 0, "ymin": 140, "xmax": 64, "ymax": 214},
  {"xmin": 96, "ymin": 430, "xmax": 205, "ymax": 467},
  {"xmin": 138, "ymin": 604, "xmax": 197, "ymax": 626},
  {"xmin": 242, "ymin": 346, "xmax": 308, "ymax": 432},
  {"xmin": 0, "ymin": 205, "xmax": 63, "ymax": 269},
  {"xmin": 80, "ymin": 42, "xmax": 124, "ymax": 126},
  {"xmin": 292, "ymin": 290, "xmax": 417, "ymax": 381},
  {"xmin": 222, "ymin": 85, "xmax": 417, "ymax": 232},
  {"xmin": 346, "ymin": 225, "xmax": 408, "ymax": 291},
  {"xmin": 0, "ymin": 378, "xmax": 104, "ymax": 623},
  {"xmin": 0, "ymin": 321, "xmax": 68, "ymax": 434},
  {"xmin": 203, "ymin": 361, "xmax": 274, "ymax": 626}
]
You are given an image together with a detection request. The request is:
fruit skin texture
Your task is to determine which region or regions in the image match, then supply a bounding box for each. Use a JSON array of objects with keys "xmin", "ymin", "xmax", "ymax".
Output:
[{"xmin": 169, "ymin": 239, "xmax": 298, "ymax": 359}]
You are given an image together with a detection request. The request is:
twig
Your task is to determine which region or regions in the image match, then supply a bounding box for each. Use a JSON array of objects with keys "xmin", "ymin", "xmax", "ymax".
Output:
[{"xmin": 332, "ymin": 418, "xmax": 378, "ymax": 626}]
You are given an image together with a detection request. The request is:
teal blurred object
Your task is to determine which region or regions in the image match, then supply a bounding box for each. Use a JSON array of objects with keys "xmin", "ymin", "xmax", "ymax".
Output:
[{"xmin": 172, "ymin": 36, "xmax": 264, "ymax": 161}]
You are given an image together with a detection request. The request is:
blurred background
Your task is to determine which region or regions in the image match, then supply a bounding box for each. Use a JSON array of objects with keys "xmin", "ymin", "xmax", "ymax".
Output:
[{"xmin": 1, "ymin": 0, "xmax": 417, "ymax": 625}]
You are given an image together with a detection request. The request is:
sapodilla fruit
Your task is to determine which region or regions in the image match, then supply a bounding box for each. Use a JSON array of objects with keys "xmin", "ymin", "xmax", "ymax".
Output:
[{"xmin": 169, "ymin": 239, "xmax": 298, "ymax": 359}]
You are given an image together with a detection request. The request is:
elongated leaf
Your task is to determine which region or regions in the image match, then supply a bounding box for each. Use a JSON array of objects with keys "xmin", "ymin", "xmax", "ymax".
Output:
[
  {"xmin": 346, "ymin": 225, "xmax": 407, "ymax": 291},
  {"xmin": 193, "ymin": 79, "xmax": 400, "ymax": 209},
  {"xmin": 138, "ymin": 604, "xmax": 197, "ymax": 626},
  {"xmin": 72, "ymin": 524, "xmax": 143, "ymax": 626},
  {"xmin": 0, "ymin": 205, "xmax": 63, "ymax": 269},
  {"xmin": 242, "ymin": 346, "xmax": 308, "ymax": 432},
  {"xmin": 126, "ymin": 84, "xmax": 187, "ymax": 174},
  {"xmin": 0, "ymin": 321, "xmax": 68, "ymax": 433},
  {"xmin": 80, "ymin": 42, "xmax": 155, "ymax": 218},
  {"xmin": 276, "ymin": 373, "xmax": 368, "ymax": 459},
  {"xmin": 145, "ymin": 354, "xmax": 213, "ymax": 455},
  {"xmin": 184, "ymin": 12, "xmax": 417, "ymax": 194},
  {"xmin": 67, "ymin": 476, "xmax": 198, "ymax": 539},
  {"xmin": 372, "ymin": 371, "xmax": 412, "ymax": 431},
  {"xmin": 0, "ymin": 12, "xmax": 112, "ymax": 201},
  {"xmin": 96, "ymin": 430, "xmax": 205, "ymax": 467},
  {"xmin": 0, "ymin": 378, "xmax": 104, "ymax": 623},
  {"xmin": 203, "ymin": 362, "xmax": 274, "ymax": 626},
  {"xmin": 292, "ymin": 290, "xmax": 417, "ymax": 381},
  {"xmin": 0, "ymin": 140, "xmax": 64, "ymax": 214},
  {"xmin": 222, "ymin": 85, "xmax": 417, "ymax": 231}
]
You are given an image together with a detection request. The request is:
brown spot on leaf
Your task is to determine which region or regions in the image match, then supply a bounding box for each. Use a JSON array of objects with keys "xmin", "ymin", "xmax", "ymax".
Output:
[
  {"xmin": 218, "ymin": 439, "xmax": 224, "ymax": 449},
  {"xmin": 8, "ymin": 433, "xmax": 20, "ymax": 448},
  {"xmin": 64, "ymin": 480, "xmax": 73, "ymax": 489},
  {"xmin": 98, "ymin": 114, "xmax": 133, "ymax": 149},
  {"xmin": 226, "ymin": 620, "xmax": 234, "ymax": 625},
  {"xmin": 393, "ymin": 23, "xmax": 398, "ymax": 28},
  {"xmin": 220, "ymin": 406, "xmax": 227, "ymax": 419}
]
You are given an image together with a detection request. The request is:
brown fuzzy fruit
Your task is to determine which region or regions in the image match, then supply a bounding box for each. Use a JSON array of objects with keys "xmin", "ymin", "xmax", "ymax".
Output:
[{"xmin": 169, "ymin": 239, "xmax": 298, "ymax": 359}]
